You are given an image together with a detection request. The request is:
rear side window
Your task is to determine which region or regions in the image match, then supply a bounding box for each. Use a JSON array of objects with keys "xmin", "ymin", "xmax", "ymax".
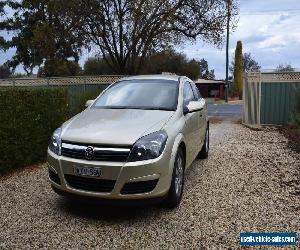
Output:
[
  {"xmin": 183, "ymin": 82, "xmax": 196, "ymax": 105},
  {"xmin": 190, "ymin": 82, "xmax": 202, "ymax": 100}
]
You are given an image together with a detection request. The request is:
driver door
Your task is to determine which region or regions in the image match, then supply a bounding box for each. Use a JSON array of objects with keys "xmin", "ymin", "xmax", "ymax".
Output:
[
  {"xmin": 190, "ymin": 81, "xmax": 206, "ymax": 148},
  {"xmin": 182, "ymin": 81, "xmax": 199, "ymax": 166}
]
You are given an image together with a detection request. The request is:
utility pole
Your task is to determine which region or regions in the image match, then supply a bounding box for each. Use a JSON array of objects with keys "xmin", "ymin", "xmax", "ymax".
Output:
[{"xmin": 225, "ymin": 0, "xmax": 231, "ymax": 103}]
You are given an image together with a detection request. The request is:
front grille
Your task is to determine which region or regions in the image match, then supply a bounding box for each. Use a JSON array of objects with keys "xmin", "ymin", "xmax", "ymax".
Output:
[
  {"xmin": 49, "ymin": 169, "xmax": 61, "ymax": 185},
  {"xmin": 65, "ymin": 174, "xmax": 116, "ymax": 193},
  {"xmin": 121, "ymin": 179, "xmax": 159, "ymax": 194},
  {"xmin": 61, "ymin": 142, "xmax": 131, "ymax": 162}
]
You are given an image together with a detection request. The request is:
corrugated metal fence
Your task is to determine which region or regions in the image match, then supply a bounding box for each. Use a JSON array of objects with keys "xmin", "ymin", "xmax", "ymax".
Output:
[{"xmin": 243, "ymin": 71, "xmax": 300, "ymax": 127}]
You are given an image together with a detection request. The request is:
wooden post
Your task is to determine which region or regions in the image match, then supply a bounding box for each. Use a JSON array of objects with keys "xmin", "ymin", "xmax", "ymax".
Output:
[{"xmin": 225, "ymin": 0, "xmax": 231, "ymax": 103}]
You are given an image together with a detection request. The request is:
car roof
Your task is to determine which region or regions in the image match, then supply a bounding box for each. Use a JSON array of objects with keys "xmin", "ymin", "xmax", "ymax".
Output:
[{"xmin": 119, "ymin": 74, "xmax": 181, "ymax": 82}]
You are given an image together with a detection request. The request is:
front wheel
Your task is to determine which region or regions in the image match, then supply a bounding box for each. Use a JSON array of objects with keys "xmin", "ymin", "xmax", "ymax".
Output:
[
  {"xmin": 163, "ymin": 147, "xmax": 185, "ymax": 209},
  {"xmin": 197, "ymin": 123, "xmax": 209, "ymax": 159}
]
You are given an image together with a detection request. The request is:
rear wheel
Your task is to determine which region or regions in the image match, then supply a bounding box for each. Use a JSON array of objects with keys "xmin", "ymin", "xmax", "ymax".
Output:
[
  {"xmin": 163, "ymin": 147, "xmax": 185, "ymax": 209},
  {"xmin": 197, "ymin": 123, "xmax": 209, "ymax": 159}
]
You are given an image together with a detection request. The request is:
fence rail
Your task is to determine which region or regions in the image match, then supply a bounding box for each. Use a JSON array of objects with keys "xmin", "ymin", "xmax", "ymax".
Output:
[
  {"xmin": 0, "ymin": 75, "xmax": 124, "ymax": 87},
  {"xmin": 245, "ymin": 71, "xmax": 300, "ymax": 83}
]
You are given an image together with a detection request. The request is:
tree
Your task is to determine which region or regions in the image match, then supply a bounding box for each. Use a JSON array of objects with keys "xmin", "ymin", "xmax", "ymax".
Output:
[
  {"xmin": 182, "ymin": 59, "xmax": 204, "ymax": 80},
  {"xmin": 1, "ymin": 0, "xmax": 237, "ymax": 76},
  {"xmin": 142, "ymin": 48, "xmax": 215, "ymax": 80},
  {"xmin": 233, "ymin": 40, "xmax": 243, "ymax": 98},
  {"xmin": 143, "ymin": 49, "xmax": 200, "ymax": 79},
  {"xmin": 243, "ymin": 53, "xmax": 261, "ymax": 72},
  {"xmin": 276, "ymin": 64, "xmax": 294, "ymax": 72},
  {"xmin": 0, "ymin": 64, "xmax": 11, "ymax": 78},
  {"xmin": 69, "ymin": 0, "xmax": 238, "ymax": 74},
  {"xmin": 0, "ymin": 0, "xmax": 86, "ymax": 76},
  {"xmin": 38, "ymin": 60, "xmax": 82, "ymax": 77},
  {"xmin": 83, "ymin": 48, "xmax": 215, "ymax": 80},
  {"xmin": 199, "ymin": 59, "xmax": 215, "ymax": 79},
  {"xmin": 230, "ymin": 52, "xmax": 260, "ymax": 73},
  {"xmin": 83, "ymin": 57, "xmax": 115, "ymax": 75}
]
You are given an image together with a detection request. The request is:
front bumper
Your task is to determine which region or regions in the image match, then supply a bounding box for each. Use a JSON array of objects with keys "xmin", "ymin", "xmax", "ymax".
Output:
[{"xmin": 47, "ymin": 147, "xmax": 174, "ymax": 200}]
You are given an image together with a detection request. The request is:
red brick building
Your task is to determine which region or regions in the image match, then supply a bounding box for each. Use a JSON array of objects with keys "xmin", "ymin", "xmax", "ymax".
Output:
[{"xmin": 195, "ymin": 79, "xmax": 225, "ymax": 99}]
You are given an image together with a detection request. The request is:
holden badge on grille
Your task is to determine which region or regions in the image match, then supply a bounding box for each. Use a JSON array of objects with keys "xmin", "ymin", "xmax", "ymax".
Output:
[{"xmin": 85, "ymin": 146, "xmax": 94, "ymax": 160}]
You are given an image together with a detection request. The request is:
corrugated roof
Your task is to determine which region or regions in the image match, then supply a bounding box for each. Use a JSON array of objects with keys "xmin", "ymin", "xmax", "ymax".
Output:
[{"xmin": 195, "ymin": 78, "xmax": 225, "ymax": 84}]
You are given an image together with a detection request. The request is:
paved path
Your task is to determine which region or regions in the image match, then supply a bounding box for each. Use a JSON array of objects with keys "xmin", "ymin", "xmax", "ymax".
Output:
[
  {"xmin": 0, "ymin": 122, "xmax": 299, "ymax": 249},
  {"xmin": 208, "ymin": 103, "xmax": 242, "ymax": 118}
]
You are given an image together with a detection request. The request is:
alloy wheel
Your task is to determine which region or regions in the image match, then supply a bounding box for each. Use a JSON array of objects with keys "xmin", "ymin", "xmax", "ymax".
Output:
[
  {"xmin": 174, "ymin": 153, "xmax": 184, "ymax": 196},
  {"xmin": 205, "ymin": 128, "xmax": 209, "ymax": 153}
]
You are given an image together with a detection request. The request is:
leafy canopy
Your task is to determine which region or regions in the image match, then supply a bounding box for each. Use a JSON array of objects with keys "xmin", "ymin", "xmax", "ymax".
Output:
[
  {"xmin": 230, "ymin": 52, "xmax": 260, "ymax": 74},
  {"xmin": 0, "ymin": 0, "xmax": 85, "ymax": 75},
  {"xmin": 83, "ymin": 48, "xmax": 215, "ymax": 80},
  {"xmin": 72, "ymin": 0, "xmax": 237, "ymax": 74},
  {"xmin": 0, "ymin": 0, "xmax": 238, "ymax": 76},
  {"xmin": 0, "ymin": 64, "xmax": 11, "ymax": 78},
  {"xmin": 276, "ymin": 64, "xmax": 295, "ymax": 72}
]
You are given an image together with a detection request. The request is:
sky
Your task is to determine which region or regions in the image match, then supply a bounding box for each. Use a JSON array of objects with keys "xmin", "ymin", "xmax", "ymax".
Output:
[
  {"xmin": 1, "ymin": 0, "xmax": 300, "ymax": 79},
  {"xmin": 182, "ymin": 0, "xmax": 300, "ymax": 79}
]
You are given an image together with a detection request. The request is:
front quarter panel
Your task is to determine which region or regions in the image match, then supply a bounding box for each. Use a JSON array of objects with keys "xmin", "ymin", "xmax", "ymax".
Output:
[
  {"xmin": 163, "ymin": 111, "xmax": 187, "ymax": 174},
  {"xmin": 169, "ymin": 133, "xmax": 185, "ymax": 170}
]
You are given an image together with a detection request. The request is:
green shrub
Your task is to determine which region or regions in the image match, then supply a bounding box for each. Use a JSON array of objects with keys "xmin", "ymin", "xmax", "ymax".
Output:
[
  {"xmin": 0, "ymin": 88, "xmax": 69, "ymax": 174},
  {"xmin": 68, "ymin": 90, "xmax": 100, "ymax": 116}
]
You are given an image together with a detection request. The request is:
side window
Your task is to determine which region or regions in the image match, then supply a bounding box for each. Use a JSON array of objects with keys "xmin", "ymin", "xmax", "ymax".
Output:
[
  {"xmin": 190, "ymin": 82, "xmax": 202, "ymax": 100},
  {"xmin": 183, "ymin": 82, "xmax": 196, "ymax": 106}
]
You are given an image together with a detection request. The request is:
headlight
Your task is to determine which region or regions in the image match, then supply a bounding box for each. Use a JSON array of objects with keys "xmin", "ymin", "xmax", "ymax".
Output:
[
  {"xmin": 49, "ymin": 127, "xmax": 62, "ymax": 155},
  {"xmin": 127, "ymin": 131, "xmax": 168, "ymax": 162}
]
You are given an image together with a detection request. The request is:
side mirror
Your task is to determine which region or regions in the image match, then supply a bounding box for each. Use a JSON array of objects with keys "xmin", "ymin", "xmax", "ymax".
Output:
[
  {"xmin": 184, "ymin": 100, "xmax": 205, "ymax": 115},
  {"xmin": 85, "ymin": 99, "xmax": 94, "ymax": 108}
]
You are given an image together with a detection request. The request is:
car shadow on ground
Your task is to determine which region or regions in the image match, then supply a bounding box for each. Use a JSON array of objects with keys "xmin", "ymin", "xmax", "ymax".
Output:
[{"xmin": 53, "ymin": 195, "xmax": 169, "ymax": 222}]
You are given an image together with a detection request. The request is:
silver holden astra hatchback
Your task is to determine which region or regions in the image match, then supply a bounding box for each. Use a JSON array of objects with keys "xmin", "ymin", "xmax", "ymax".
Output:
[{"xmin": 47, "ymin": 75, "xmax": 209, "ymax": 208}]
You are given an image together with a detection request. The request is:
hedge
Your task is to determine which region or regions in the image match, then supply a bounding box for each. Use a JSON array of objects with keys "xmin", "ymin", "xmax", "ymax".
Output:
[
  {"xmin": 68, "ymin": 89, "xmax": 101, "ymax": 116},
  {"xmin": 0, "ymin": 88, "xmax": 69, "ymax": 174}
]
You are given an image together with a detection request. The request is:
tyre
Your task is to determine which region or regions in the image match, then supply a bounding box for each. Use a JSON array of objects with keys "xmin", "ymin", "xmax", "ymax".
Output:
[
  {"xmin": 197, "ymin": 123, "xmax": 209, "ymax": 159},
  {"xmin": 163, "ymin": 147, "xmax": 185, "ymax": 209}
]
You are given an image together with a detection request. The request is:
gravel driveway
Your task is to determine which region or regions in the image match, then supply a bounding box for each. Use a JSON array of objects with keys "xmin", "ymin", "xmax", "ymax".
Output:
[{"xmin": 1, "ymin": 121, "xmax": 299, "ymax": 249}]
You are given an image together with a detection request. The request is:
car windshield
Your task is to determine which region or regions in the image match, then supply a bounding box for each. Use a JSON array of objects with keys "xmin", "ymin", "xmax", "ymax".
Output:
[{"xmin": 92, "ymin": 79, "xmax": 179, "ymax": 111}]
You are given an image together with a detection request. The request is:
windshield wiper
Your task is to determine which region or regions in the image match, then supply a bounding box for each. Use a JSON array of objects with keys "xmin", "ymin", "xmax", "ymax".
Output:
[
  {"xmin": 145, "ymin": 107, "xmax": 174, "ymax": 111},
  {"xmin": 96, "ymin": 106, "xmax": 128, "ymax": 109}
]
